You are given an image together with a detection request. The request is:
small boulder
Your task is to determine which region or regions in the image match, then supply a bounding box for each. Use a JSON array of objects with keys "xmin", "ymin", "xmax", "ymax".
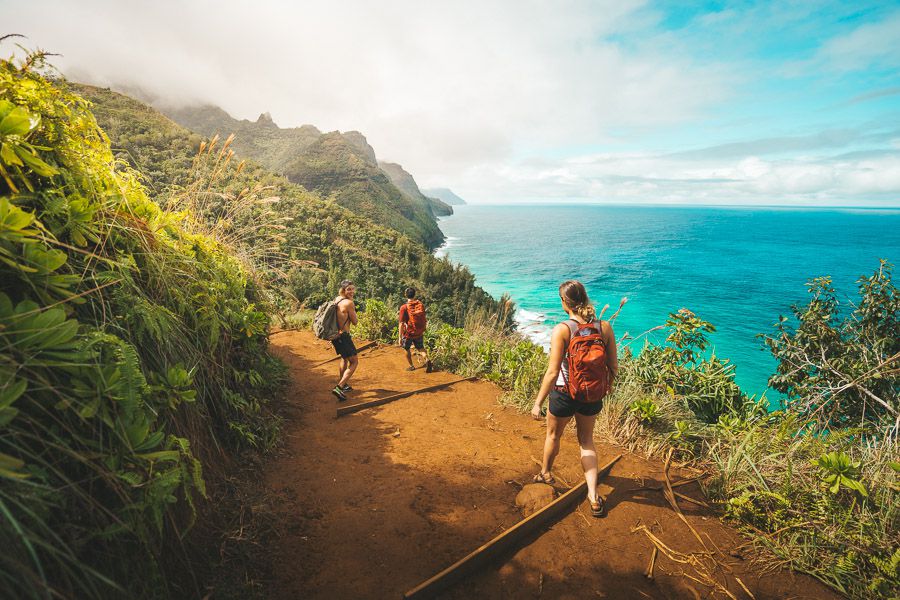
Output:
[{"xmin": 515, "ymin": 483, "xmax": 555, "ymax": 517}]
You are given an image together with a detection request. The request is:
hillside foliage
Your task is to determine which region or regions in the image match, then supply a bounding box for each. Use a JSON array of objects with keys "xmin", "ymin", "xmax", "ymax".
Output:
[
  {"xmin": 379, "ymin": 160, "xmax": 453, "ymax": 217},
  {"xmin": 164, "ymin": 104, "xmax": 444, "ymax": 248},
  {"xmin": 764, "ymin": 260, "xmax": 899, "ymax": 429},
  {"xmin": 72, "ymin": 84, "xmax": 508, "ymax": 330}
]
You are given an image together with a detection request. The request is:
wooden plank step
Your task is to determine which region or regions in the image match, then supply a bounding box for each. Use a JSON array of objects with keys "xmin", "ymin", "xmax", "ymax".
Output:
[
  {"xmin": 336, "ymin": 376, "xmax": 477, "ymax": 417},
  {"xmin": 313, "ymin": 341, "xmax": 378, "ymax": 367},
  {"xmin": 403, "ymin": 454, "xmax": 624, "ymax": 599}
]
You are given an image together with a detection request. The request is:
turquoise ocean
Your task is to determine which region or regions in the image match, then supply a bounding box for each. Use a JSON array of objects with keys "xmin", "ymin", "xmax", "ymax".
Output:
[{"xmin": 435, "ymin": 204, "xmax": 900, "ymax": 401}]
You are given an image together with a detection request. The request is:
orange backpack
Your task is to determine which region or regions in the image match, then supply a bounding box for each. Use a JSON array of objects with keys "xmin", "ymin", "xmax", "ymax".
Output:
[
  {"xmin": 564, "ymin": 320, "xmax": 610, "ymax": 403},
  {"xmin": 404, "ymin": 299, "xmax": 427, "ymax": 337}
]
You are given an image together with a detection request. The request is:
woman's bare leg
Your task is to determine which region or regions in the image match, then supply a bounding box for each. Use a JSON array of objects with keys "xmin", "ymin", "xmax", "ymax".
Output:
[
  {"xmin": 541, "ymin": 413, "xmax": 571, "ymax": 477},
  {"xmin": 575, "ymin": 412, "xmax": 599, "ymax": 502}
]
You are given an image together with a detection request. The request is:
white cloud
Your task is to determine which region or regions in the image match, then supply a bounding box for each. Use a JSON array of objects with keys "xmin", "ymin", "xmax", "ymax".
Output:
[
  {"xmin": 450, "ymin": 142, "xmax": 900, "ymax": 206},
  {"xmin": 816, "ymin": 10, "xmax": 900, "ymax": 72},
  {"xmin": 4, "ymin": 1, "xmax": 727, "ymax": 178},
  {"xmin": 3, "ymin": 0, "xmax": 898, "ymax": 206}
]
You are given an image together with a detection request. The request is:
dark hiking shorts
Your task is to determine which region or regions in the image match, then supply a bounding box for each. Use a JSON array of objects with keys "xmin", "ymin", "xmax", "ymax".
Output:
[
  {"xmin": 548, "ymin": 388, "xmax": 603, "ymax": 418},
  {"xmin": 401, "ymin": 335, "xmax": 424, "ymax": 351},
  {"xmin": 331, "ymin": 332, "xmax": 358, "ymax": 358}
]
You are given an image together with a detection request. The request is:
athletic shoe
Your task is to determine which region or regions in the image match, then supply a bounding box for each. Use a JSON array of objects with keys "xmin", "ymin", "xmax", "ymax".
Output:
[
  {"xmin": 340, "ymin": 384, "xmax": 353, "ymax": 392},
  {"xmin": 331, "ymin": 386, "xmax": 347, "ymax": 402}
]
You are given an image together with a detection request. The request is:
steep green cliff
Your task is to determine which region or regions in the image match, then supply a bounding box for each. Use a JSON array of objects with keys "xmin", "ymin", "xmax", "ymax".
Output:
[
  {"xmin": 163, "ymin": 105, "xmax": 444, "ymax": 248},
  {"xmin": 379, "ymin": 160, "xmax": 453, "ymax": 217}
]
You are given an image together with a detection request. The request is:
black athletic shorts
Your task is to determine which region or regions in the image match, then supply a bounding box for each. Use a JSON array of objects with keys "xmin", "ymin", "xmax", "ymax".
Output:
[
  {"xmin": 331, "ymin": 332, "xmax": 358, "ymax": 358},
  {"xmin": 548, "ymin": 388, "xmax": 603, "ymax": 418},
  {"xmin": 401, "ymin": 335, "xmax": 424, "ymax": 350}
]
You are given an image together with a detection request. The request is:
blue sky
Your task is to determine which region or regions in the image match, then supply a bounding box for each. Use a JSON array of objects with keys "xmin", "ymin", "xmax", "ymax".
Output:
[
  {"xmin": 624, "ymin": 1, "xmax": 900, "ymax": 155},
  {"xmin": 5, "ymin": 0, "xmax": 900, "ymax": 205}
]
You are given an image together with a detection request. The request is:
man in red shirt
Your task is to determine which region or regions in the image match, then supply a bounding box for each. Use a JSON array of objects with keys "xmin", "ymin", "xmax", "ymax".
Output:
[{"xmin": 398, "ymin": 287, "xmax": 433, "ymax": 372}]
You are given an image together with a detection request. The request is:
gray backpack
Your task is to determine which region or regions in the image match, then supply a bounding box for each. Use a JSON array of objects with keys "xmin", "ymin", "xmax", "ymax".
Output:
[{"xmin": 313, "ymin": 298, "xmax": 342, "ymax": 340}]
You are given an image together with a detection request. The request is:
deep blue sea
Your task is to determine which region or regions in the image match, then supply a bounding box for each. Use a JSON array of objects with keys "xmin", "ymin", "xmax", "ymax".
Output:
[{"xmin": 435, "ymin": 204, "xmax": 900, "ymax": 401}]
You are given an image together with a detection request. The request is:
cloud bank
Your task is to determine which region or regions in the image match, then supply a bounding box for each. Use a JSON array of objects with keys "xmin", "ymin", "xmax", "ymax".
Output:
[{"xmin": 4, "ymin": 0, "xmax": 899, "ymax": 205}]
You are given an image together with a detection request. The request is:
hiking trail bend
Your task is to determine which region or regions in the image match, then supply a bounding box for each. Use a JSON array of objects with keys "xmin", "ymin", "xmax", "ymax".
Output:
[{"xmin": 263, "ymin": 330, "xmax": 840, "ymax": 600}]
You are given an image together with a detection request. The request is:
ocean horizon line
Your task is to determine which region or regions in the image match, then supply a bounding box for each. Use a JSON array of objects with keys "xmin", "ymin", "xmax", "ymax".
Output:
[{"xmin": 450, "ymin": 201, "xmax": 900, "ymax": 212}]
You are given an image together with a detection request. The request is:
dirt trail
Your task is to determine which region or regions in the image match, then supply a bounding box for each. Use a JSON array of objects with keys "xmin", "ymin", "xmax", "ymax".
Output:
[{"xmin": 264, "ymin": 330, "xmax": 839, "ymax": 600}]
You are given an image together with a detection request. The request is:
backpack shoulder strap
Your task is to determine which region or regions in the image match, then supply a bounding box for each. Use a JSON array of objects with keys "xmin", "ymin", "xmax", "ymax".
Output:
[
  {"xmin": 336, "ymin": 296, "xmax": 350, "ymax": 330},
  {"xmin": 590, "ymin": 318, "xmax": 606, "ymax": 345}
]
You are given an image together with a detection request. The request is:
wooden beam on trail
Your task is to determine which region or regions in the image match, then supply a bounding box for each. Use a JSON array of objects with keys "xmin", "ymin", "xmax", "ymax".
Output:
[
  {"xmin": 336, "ymin": 376, "xmax": 477, "ymax": 417},
  {"xmin": 312, "ymin": 341, "xmax": 378, "ymax": 367},
  {"xmin": 267, "ymin": 328, "xmax": 302, "ymax": 337},
  {"xmin": 403, "ymin": 454, "xmax": 623, "ymax": 600}
]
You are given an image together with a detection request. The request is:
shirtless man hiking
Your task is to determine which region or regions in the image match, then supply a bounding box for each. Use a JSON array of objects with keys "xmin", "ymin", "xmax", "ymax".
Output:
[{"xmin": 330, "ymin": 280, "xmax": 359, "ymax": 401}]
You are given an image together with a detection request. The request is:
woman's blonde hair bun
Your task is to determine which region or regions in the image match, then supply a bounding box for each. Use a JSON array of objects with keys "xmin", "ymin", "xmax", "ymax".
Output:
[{"xmin": 558, "ymin": 280, "xmax": 596, "ymax": 321}]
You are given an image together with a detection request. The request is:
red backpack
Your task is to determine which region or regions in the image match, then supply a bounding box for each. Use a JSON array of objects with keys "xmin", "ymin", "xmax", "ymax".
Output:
[
  {"xmin": 564, "ymin": 320, "xmax": 610, "ymax": 403},
  {"xmin": 404, "ymin": 299, "xmax": 427, "ymax": 337}
]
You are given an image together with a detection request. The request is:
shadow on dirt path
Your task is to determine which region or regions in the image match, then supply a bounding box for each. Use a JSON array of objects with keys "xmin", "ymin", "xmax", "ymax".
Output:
[{"xmin": 263, "ymin": 330, "xmax": 841, "ymax": 600}]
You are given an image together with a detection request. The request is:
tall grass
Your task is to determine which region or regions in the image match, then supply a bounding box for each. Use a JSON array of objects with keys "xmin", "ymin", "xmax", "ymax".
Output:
[{"xmin": 1, "ymin": 50, "xmax": 283, "ymax": 598}]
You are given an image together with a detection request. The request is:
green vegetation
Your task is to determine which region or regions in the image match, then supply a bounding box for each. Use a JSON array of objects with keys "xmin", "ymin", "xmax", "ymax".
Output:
[
  {"xmin": 766, "ymin": 261, "xmax": 899, "ymax": 428},
  {"xmin": 73, "ymin": 84, "xmax": 507, "ymax": 329},
  {"xmin": 164, "ymin": 105, "xmax": 322, "ymax": 173},
  {"xmin": 282, "ymin": 132, "xmax": 444, "ymax": 248},
  {"xmin": 1, "ymin": 52, "xmax": 282, "ymax": 598},
  {"xmin": 379, "ymin": 160, "xmax": 453, "ymax": 217}
]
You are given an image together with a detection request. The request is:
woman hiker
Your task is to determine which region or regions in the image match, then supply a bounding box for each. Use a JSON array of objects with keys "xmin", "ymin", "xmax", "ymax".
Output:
[{"xmin": 530, "ymin": 280, "xmax": 618, "ymax": 517}]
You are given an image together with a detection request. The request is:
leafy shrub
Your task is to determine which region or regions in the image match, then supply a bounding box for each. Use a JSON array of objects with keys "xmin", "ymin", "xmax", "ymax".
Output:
[
  {"xmin": 814, "ymin": 451, "xmax": 868, "ymax": 497},
  {"xmin": 764, "ymin": 261, "xmax": 900, "ymax": 429},
  {"xmin": 427, "ymin": 322, "xmax": 546, "ymax": 406},
  {"xmin": 352, "ymin": 298, "xmax": 396, "ymax": 343},
  {"xmin": 624, "ymin": 308, "xmax": 753, "ymax": 423},
  {"xmin": 628, "ymin": 397, "xmax": 660, "ymax": 424}
]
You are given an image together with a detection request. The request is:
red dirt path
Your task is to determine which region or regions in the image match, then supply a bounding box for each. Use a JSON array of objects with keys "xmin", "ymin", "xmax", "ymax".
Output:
[{"xmin": 263, "ymin": 330, "xmax": 841, "ymax": 600}]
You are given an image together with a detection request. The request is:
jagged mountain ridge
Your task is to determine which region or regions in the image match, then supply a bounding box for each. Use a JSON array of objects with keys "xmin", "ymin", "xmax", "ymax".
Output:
[{"xmin": 163, "ymin": 104, "xmax": 444, "ymax": 248}]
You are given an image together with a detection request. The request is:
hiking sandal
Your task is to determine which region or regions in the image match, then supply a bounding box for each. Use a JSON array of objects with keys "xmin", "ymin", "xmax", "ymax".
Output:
[
  {"xmin": 532, "ymin": 472, "xmax": 555, "ymax": 485},
  {"xmin": 589, "ymin": 495, "xmax": 606, "ymax": 518}
]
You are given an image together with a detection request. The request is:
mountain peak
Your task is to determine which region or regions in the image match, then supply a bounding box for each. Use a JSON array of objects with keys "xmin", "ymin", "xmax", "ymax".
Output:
[
  {"xmin": 256, "ymin": 111, "xmax": 277, "ymax": 127},
  {"xmin": 340, "ymin": 131, "xmax": 377, "ymax": 165}
]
